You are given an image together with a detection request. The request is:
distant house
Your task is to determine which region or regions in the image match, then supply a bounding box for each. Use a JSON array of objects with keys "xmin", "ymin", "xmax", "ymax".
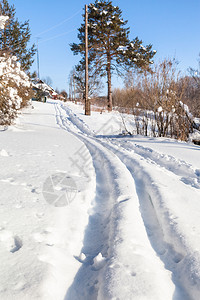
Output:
[
  {"xmin": 52, "ymin": 91, "xmax": 58, "ymax": 100},
  {"xmin": 32, "ymin": 80, "xmax": 58, "ymax": 101}
]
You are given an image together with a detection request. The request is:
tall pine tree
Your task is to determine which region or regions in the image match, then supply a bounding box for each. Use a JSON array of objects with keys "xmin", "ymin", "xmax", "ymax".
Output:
[
  {"xmin": 71, "ymin": 0, "xmax": 156, "ymax": 111},
  {"xmin": 0, "ymin": 0, "xmax": 36, "ymax": 71}
]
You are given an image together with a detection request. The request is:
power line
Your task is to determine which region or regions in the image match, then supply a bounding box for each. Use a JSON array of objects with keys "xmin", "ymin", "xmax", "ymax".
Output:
[
  {"xmin": 38, "ymin": 28, "xmax": 77, "ymax": 44},
  {"xmin": 35, "ymin": 9, "xmax": 82, "ymax": 37},
  {"xmin": 0, "ymin": 26, "xmax": 77, "ymax": 51},
  {"xmin": 36, "ymin": 37, "xmax": 41, "ymax": 78},
  {"xmin": 0, "ymin": 9, "xmax": 81, "ymax": 53}
]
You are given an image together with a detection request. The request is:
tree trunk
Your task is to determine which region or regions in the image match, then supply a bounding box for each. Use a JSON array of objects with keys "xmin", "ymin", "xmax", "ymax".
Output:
[
  {"xmin": 85, "ymin": 4, "xmax": 90, "ymax": 115},
  {"xmin": 107, "ymin": 57, "xmax": 112, "ymax": 111}
]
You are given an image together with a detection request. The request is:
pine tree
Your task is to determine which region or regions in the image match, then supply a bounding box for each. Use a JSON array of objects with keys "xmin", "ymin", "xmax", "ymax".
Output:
[
  {"xmin": 0, "ymin": 0, "xmax": 36, "ymax": 71},
  {"xmin": 71, "ymin": 0, "xmax": 156, "ymax": 111},
  {"xmin": 73, "ymin": 63, "xmax": 103, "ymax": 99}
]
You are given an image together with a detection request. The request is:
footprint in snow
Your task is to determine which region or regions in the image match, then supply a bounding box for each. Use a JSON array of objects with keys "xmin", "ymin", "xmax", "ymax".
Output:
[
  {"xmin": 10, "ymin": 236, "xmax": 23, "ymax": 253},
  {"xmin": 33, "ymin": 229, "xmax": 55, "ymax": 246},
  {"xmin": 35, "ymin": 212, "xmax": 44, "ymax": 218},
  {"xmin": 196, "ymin": 169, "xmax": 200, "ymax": 177},
  {"xmin": 31, "ymin": 187, "xmax": 40, "ymax": 194},
  {"xmin": 0, "ymin": 229, "xmax": 22, "ymax": 253},
  {"xmin": 0, "ymin": 149, "xmax": 9, "ymax": 157},
  {"xmin": 0, "ymin": 177, "xmax": 15, "ymax": 184},
  {"xmin": 92, "ymin": 253, "xmax": 107, "ymax": 270}
]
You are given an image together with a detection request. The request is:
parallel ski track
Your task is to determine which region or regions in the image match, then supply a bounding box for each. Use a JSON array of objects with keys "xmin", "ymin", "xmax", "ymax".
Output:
[
  {"xmin": 55, "ymin": 103, "xmax": 143, "ymax": 299},
  {"xmin": 109, "ymin": 139, "xmax": 200, "ymax": 190},
  {"xmin": 58, "ymin": 102, "xmax": 200, "ymax": 190},
  {"xmin": 54, "ymin": 103, "xmax": 193, "ymax": 300}
]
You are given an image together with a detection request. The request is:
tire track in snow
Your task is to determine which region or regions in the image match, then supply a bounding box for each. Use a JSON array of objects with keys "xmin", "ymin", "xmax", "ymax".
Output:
[
  {"xmin": 58, "ymin": 101, "xmax": 200, "ymax": 190},
  {"xmin": 54, "ymin": 103, "xmax": 177, "ymax": 300},
  {"xmin": 57, "ymin": 102, "xmax": 200, "ymax": 299},
  {"xmin": 109, "ymin": 140, "xmax": 200, "ymax": 190},
  {"xmin": 95, "ymin": 139, "xmax": 194, "ymax": 299},
  {"xmin": 57, "ymin": 101, "xmax": 200, "ymax": 299},
  {"xmin": 59, "ymin": 101, "xmax": 200, "ymax": 191},
  {"xmin": 55, "ymin": 102, "xmax": 93, "ymax": 136},
  {"xmin": 55, "ymin": 103, "xmax": 117, "ymax": 299}
]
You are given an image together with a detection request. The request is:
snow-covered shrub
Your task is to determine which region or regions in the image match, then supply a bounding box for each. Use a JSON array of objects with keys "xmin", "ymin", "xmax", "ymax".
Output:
[
  {"xmin": 148, "ymin": 60, "xmax": 194, "ymax": 140},
  {"xmin": 0, "ymin": 53, "xmax": 32, "ymax": 125},
  {"xmin": 117, "ymin": 59, "xmax": 194, "ymax": 140}
]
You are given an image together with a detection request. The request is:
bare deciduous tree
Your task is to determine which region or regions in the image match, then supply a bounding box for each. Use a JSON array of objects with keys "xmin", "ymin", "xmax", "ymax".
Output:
[{"xmin": 113, "ymin": 58, "xmax": 195, "ymax": 140}]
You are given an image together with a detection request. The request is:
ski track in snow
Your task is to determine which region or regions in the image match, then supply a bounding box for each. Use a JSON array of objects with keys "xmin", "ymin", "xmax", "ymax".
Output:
[
  {"xmin": 109, "ymin": 140, "xmax": 200, "ymax": 190},
  {"xmin": 55, "ymin": 103, "xmax": 125, "ymax": 299},
  {"xmin": 59, "ymin": 102, "xmax": 200, "ymax": 190},
  {"xmin": 53, "ymin": 102, "xmax": 200, "ymax": 299},
  {"xmin": 95, "ymin": 140, "xmax": 195, "ymax": 299}
]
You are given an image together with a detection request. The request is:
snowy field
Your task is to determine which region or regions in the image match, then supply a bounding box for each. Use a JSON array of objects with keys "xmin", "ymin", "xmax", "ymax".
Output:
[{"xmin": 0, "ymin": 100, "xmax": 200, "ymax": 300}]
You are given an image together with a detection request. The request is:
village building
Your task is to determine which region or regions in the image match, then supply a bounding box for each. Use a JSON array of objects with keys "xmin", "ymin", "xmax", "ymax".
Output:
[{"xmin": 32, "ymin": 79, "xmax": 58, "ymax": 102}]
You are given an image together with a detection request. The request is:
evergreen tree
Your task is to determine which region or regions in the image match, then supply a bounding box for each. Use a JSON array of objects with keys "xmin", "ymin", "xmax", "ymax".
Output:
[
  {"xmin": 0, "ymin": 0, "xmax": 36, "ymax": 71},
  {"xmin": 71, "ymin": 0, "xmax": 156, "ymax": 111},
  {"xmin": 74, "ymin": 63, "xmax": 103, "ymax": 99}
]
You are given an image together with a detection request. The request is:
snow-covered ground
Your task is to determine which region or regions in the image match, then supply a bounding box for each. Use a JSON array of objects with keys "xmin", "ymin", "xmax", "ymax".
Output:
[{"xmin": 0, "ymin": 100, "xmax": 200, "ymax": 300}]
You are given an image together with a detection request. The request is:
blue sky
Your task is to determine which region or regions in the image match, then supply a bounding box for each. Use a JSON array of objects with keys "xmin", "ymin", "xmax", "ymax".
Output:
[{"xmin": 9, "ymin": 0, "xmax": 200, "ymax": 93}]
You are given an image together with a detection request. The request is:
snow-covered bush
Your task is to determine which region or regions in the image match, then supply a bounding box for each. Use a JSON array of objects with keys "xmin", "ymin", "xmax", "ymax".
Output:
[
  {"xmin": 0, "ymin": 53, "xmax": 32, "ymax": 126},
  {"xmin": 114, "ymin": 59, "xmax": 195, "ymax": 141},
  {"xmin": 145, "ymin": 60, "xmax": 194, "ymax": 140}
]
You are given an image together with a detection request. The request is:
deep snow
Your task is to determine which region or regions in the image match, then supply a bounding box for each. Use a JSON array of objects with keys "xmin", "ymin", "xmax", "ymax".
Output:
[{"xmin": 0, "ymin": 100, "xmax": 200, "ymax": 300}]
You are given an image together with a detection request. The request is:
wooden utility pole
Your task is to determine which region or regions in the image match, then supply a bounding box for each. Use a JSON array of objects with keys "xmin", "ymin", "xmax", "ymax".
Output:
[
  {"xmin": 73, "ymin": 69, "xmax": 76, "ymax": 103},
  {"xmin": 85, "ymin": 4, "xmax": 90, "ymax": 115}
]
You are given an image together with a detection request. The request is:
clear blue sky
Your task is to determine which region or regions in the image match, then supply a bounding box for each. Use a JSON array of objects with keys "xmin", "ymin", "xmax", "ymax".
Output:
[{"xmin": 9, "ymin": 0, "xmax": 200, "ymax": 93}]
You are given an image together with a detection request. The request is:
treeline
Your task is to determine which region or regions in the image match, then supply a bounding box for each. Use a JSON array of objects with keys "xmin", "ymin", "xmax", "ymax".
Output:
[
  {"xmin": 70, "ymin": 0, "xmax": 200, "ymax": 142},
  {"xmin": 112, "ymin": 59, "xmax": 200, "ymax": 141}
]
